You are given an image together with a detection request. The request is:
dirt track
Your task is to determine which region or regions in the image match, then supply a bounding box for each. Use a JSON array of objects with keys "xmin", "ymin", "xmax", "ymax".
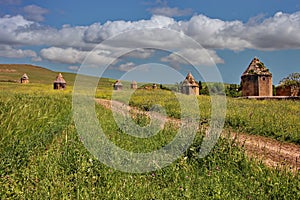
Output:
[
  {"xmin": 230, "ymin": 132, "xmax": 300, "ymax": 171},
  {"xmin": 95, "ymin": 98, "xmax": 300, "ymax": 172}
]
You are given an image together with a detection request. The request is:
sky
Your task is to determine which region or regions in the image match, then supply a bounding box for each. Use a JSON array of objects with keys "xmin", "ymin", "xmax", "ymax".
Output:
[{"xmin": 0, "ymin": 0, "xmax": 300, "ymax": 84}]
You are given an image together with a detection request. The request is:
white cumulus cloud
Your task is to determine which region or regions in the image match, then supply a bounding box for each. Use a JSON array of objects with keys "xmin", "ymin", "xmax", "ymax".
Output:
[
  {"xmin": 23, "ymin": 5, "xmax": 49, "ymax": 22},
  {"xmin": 40, "ymin": 47, "xmax": 86, "ymax": 64},
  {"xmin": 118, "ymin": 62, "xmax": 136, "ymax": 71},
  {"xmin": 1, "ymin": 11, "xmax": 300, "ymax": 67},
  {"xmin": 149, "ymin": 6, "xmax": 193, "ymax": 17},
  {"xmin": 0, "ymin": 45, "xmax": 37, "ymax": 58},
  {"xmin": 161, "ymin": 48, "xmax": 224, "ymax": 67},
  {"xmin": 68, "ymin": 66, "xmax": 79, "ymax": 71}
]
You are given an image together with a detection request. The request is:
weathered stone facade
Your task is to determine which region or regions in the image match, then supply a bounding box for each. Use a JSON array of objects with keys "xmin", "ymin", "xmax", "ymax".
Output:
[
  {"xmin": 241, "ymin": 58, "xmax": 273, "ymax": 96},
  {"xmin": 181, "ymin": 72, "xmax": 199, "ymax": 95},
  {"xmin": 131, "ymin": 80, "xmax": 137, "ymax": 89},
  {"xmin": 113, "ymin": 80, "xmax": 123, "ymax": 90},
  {"xmin": 276, "ymin": 85, "xmax": 300, "ymax": 96}
]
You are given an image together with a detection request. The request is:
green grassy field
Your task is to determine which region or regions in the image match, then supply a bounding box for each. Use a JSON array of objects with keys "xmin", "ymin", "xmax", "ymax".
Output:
[
  {"xmin": 103, "ymin": 89, "xmax": 300, "ymax": 145},
  {"xmin": 0, "ymin": 84, "xmax": 299, "ymax": 199},
  {"xmin": 0, "ymin": 65, "xmax": 299, "ymax": 199}
]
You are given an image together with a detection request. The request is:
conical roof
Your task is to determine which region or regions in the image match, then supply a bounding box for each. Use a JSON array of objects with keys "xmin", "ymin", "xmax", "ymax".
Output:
[
  {"xmin": 242, "ymin": 57, "xmax": 272, "ymax": 76},
  {"xmin": 114, "ymin": 80, "xmax": 122, "ymax": 86},
  {"xmin": 183, "ymin": 72, "xmax": 199, "ymax": 86},
  {"xmin": 54, "ymin": 73, "xmax": 66, "ymax": 83},
  {"xmin": 21, "ymin": 73, "xmax": 29, "ymax": 80}
]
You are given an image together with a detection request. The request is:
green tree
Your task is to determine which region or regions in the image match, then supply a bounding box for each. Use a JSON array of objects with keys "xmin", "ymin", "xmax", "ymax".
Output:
[
  {"xmin": 225, "ymin": 84, "xmax": 241, "ymax": 97},
  {"xmin": 279, "ymin": 72, "xmax": 300, "ymax": 86}
]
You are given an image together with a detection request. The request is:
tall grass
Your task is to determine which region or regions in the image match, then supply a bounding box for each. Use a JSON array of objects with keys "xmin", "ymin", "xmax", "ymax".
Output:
[
  {"xmin": 0, "ymin": 89, "xmax": 299, "ymax": 199},
  {"xmin": 104, "ymin": 89, "xmax": 300, "ymax": 144}
]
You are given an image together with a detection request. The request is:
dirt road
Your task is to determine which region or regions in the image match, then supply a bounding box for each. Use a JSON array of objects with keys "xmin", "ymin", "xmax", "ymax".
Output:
[{"xmin": 95, "ymin": 98, "xmax": 300, "ymax": 172}]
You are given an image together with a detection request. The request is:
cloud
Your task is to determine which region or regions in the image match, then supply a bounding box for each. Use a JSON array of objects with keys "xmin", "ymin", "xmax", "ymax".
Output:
[
  {"xmin": 3, "ymin": 12, "xmax": 300, "ymax": 52},
  {"xmin": 68, "ymin": 66, "xmax": 79, "ymax": 71},
  {"xmin": 161, "ymin": 48, "xmax": 224, "ymax": 67},
  {"xmin": 0, "ymin": 15, "xmax": 90, "ymax": 48},
  {"xmin": 80, "ymin": 14, "xmax": 249, "ymax": 51},
  {"xmin": 83, "ymin": 15, "xmax": 176, "ymax": 43},
  {"xmin": 1, "ymin": 11, "xmax": 300, "ymax": 66},
  {"xmin": 117, "ymin": 62, "xmax": 136, "ymax": 72},
  {"xmin": 244, "ymin": 12, "xmax": 300, "ymax": 50},
  {"xmin": 0, "ymin": 0, "xmax": 21, "ymax": 5},
  {"xmin": 122, "ymin": 48, "xmax": 155, "ymax": 59},
  {"xmin": 173, "ymin": 14, "xmax": 251, "ymax": 51},
  {"xmin": 31, "ymin": 56, "xmax": 42, "ymax": 62},
  {"xmin": 40, "ymin": 47, "xmax": 116, "ymax": 65},
  {"xmin": 0, "ymin": 45, "xmax": 37, "ymax": 58},
  {"xmin": 40, "ymin": 47, "xmax": 87, "ymax": 64},
  {"xmin": 148, "ymin": 6, "xmax": 193, "ymax": 17},
  {"xmin": 0, "ymin": 15, "xmax": 34, "ymax": 45},
  {"xmin": 23, "ymin": 5, "xmax": 48, "ymax": 22}
]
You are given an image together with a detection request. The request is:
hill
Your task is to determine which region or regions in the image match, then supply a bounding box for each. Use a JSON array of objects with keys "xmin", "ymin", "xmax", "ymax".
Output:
[
  {"xmin": 0, "ymin": 64, "xmax": 77, "ymax": 85},
  {"xmin": 0, "ymin": 64, "xmax": 117, "ymax": 89}
]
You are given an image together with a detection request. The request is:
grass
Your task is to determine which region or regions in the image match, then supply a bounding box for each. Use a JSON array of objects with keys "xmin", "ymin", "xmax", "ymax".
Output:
[
  {"xmin": 0, "ymin": 64, "xmax": 76, "ymax": 85},
  {"xmin": 0, "ymin": 84, "xmax": 299, "ymax": 199},
  {"xmin": 105, "ymin": 88, "xmax": 300, "ymax": 144}
]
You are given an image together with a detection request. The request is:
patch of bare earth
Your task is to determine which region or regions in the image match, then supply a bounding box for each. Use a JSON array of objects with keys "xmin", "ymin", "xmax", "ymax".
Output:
[
  {"xmin": 229, "ymin": 132, "xmax": 300, "ymax": 172},
  {"xmin": 95, "ymin": 98, "xmax": 300, "ymax": 172}
]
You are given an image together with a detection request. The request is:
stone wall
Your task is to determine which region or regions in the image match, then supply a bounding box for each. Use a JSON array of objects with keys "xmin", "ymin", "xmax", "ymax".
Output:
[
  {"xmin": 241, "ymin": 75, "xmax": 272, "ymax": 96},
  {"xmin": 258, "ymin": 75, "xmax": 273, "ymax": 96},
  {"xmin": 241, "ymin": 75, "xmax": 259, "ymax": 96},
  {"xmin": 276, "ymin": 85, "xmax": 300, "ymax": 96}
]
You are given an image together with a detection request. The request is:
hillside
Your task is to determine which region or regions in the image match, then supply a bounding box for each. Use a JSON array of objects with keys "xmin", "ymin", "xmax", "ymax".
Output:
[
  {"xmin": 0, "ymin": 64, "xmax": 117, "ymax": 89},
  {"xmin": 0, "ymin": 64, "xmax": 77, "ymax": 85}
]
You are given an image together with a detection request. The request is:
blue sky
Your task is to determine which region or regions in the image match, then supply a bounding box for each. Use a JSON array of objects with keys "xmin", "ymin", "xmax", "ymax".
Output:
[{"xmin": 0, "ymin": 0, "xmax": 300, "ymax": 84}]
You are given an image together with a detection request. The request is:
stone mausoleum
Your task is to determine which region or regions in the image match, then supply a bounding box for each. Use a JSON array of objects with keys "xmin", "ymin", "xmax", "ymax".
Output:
[
  {"xmin": 53, "ymin": 73, "xmax": 66, "ymax": 90},
  {"xmin": 241, "ymin": 57, "xmax": 273, "ymax": 97},
  {"xmin": 113, "ymin": 80, "xmax": 123, "ymax": 90},
  {"xmin": 181, "ymin": 72, "xmax": 199, "ymax": 95},
  {"xmin": 20, "ymin": 73, "xmax": 29, "ymax": 84}
]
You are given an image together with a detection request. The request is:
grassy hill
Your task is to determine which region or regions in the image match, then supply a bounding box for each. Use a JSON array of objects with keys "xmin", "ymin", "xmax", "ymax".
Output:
[
  {"xmin": 0, "ymin": 64, "xmax": 119, "ymax": 90},
  {"xmin": 0, "ymin": 64, "xmax": 77, "ymax": 85}
]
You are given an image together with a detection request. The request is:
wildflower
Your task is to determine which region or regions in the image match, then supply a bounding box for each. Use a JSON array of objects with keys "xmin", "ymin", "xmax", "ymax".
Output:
[
  {"xmin": 207, "ymin": 171, "xmax": 211, "ymax": 176},
  {"xmin": 179, "ymin": 186, "xmax": 184, "ymax": 191},
  {"xmin": 151, "ymin": 173, "xmax": 155, "ymax": 177}
]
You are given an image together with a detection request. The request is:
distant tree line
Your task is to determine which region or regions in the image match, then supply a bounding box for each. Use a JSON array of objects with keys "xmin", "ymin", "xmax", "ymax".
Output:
[{"xmin": 200, "ymin": 82, "xmax": 241, "ymax": 97}]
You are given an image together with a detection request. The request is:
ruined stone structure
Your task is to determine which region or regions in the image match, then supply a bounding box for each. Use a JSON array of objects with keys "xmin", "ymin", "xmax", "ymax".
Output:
[
  {"xmin": 152, "ymin": 83, "xmax": 157, "ymax": 89},
  {"xmin": 53, "ymin": 73, "xmax": 66, "ymax": 90},
  {"xmin": 181, "ymin": 72, "xmax": 199, "ymax": 95},
  {"xmin": 131, "ymin": 80, "xmax": 137, "ymax": 89},
  {"xmin": 20, "ymin": 73, "xmax": 29, "ymax": 84},
  {"xmin": 113, "ymin": 80, "xmax": 123, "ymax": 90},
  {"xmin": 276, "ymin": 85, "xmax": 300, "ymax": 96},
  {"xmin": 241, "ymin": 57, "xmax": 273, "ymax": 96}
]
